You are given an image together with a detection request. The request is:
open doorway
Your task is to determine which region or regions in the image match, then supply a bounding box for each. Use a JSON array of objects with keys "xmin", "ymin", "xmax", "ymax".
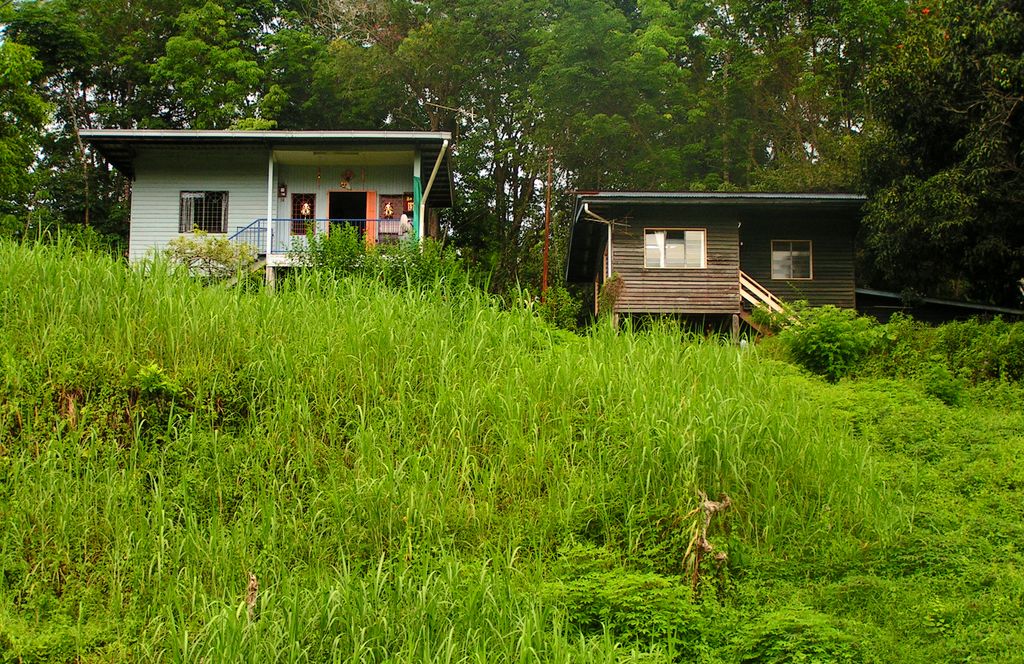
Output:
[{"xmin": 328, "ymin": 191, "xmax": 367, "ymax": 236}]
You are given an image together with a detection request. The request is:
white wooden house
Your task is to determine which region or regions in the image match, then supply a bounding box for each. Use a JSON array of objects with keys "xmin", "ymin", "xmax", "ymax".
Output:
[{"xmin": 82, "ymin": 130, "xmax": 454, "ymax": 279}]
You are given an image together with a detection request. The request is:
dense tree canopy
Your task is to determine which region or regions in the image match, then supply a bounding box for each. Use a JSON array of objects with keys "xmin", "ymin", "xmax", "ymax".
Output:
[
  {"xmin": 0, "ymin": 36, "xmax": 49, "ymax": 235},
  {"xmin": 2, "ymin": 0, "xmax": 1021, "ymax": 305},
  {"xmin": 862, "ymin": 0, "xmax": 1024, "ymax": 305}
]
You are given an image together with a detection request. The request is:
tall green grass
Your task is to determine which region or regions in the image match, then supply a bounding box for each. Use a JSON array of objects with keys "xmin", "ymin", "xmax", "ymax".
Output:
[{"xmin": 0, "ymin": 240, "xmax": 900, "ymax": 661}]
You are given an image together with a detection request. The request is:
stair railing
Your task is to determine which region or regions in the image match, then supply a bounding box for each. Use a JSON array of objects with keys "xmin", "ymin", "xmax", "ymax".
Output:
[{"xmin": 739, "ymin": 270, "xmax": 788, "ymax": 314}]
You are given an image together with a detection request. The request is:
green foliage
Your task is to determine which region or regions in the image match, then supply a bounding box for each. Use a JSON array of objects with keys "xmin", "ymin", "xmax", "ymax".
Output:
[
  {"xmin": 0, "ymin": 40, "xmax": 50, "ymax": 225},
  {"xmin": 0, "ymin": 240, "xmax": 915, "ymax": 660},
  {"xmin": 867, "ymin": 313, "xmax": 1024, "ymax": 384},
  {"xmin": 3, "ymin": 241, "xmax": 1024, "ymax": 660},
  {"xmin": 151, "ymin": 1, "xmax": 280, "ymax": 128},
  {"xmin": 777, "ymin": 305, "xmax": 879, "ymax": 381},
  {"xmin": 731, "ymin": 609, "xmax": 863, "ymax": 663},
  {"xmin": 300, "ymin": 223, "xmax": 368, "ymax": 275},
  {"xmin": 598, "ymin": 273, "xmax": 624, "ymax": 317},
  {"xmin": 544, "ymin": 569, "xmax": 707, "ymax": 655},
  {"xmin": 917, "ymin": 363, "xmax": 966, "ymax": 407},
  {"xmin": 298, "ymin": 227, "xmax": 472, "ymax": 293},
  {"xmin": 863, "ymin": 0, "xmax": 1024, "ymax": 305},
  {"xmin": 538, "ymin": 285, "xmax": 581, "ymax": 331},
  {"xmin": 164, "ymin": 230, "xmax": 257, "ymax": 281},
  {"xmin": 134, "ymin": 362, "xmax": 182, "ymax": 400},
  {"xmin": 774, "ymin": 306, "xmax": 1024, "ymax": 388}
]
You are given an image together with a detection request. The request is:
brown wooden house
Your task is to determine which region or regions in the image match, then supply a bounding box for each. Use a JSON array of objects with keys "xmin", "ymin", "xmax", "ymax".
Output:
[{"xmin": 564, "ymin": 192, "xmax": 864, "ymax": 324}]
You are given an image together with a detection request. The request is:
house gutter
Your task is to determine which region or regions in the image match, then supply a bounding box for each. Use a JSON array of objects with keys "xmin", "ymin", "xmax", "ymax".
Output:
[
  {"xmin": 418, "ymin": 139, "xmax": 449, "ymax": 239},
  {"xmin": 583, "ymin": 202, "xmax": 614, "ymax": 279}
]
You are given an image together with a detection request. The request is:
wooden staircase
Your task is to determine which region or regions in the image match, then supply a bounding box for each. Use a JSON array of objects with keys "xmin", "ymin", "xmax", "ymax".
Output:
[
  {"xmin": 225, "ymin": 256, "xmax": 267, "ymax": 288},
  {"xmin": 738, "ymin": 270, "xmax": 796, "ymax": 335}
]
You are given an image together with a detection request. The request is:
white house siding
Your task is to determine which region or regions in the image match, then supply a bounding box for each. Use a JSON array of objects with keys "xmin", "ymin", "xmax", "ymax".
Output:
[
  {"xmin": 128, "ymin": 147, "xmax": 268, "ymax": 262},
  {"xmin": 128, "ymin": 152, "xmax": 416, "ymax": 261}
]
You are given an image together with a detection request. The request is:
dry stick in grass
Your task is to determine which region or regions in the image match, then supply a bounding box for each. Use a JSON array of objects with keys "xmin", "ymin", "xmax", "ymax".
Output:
[
  {"xmin": 246, "ymin": 572, "xmax": 259, "ymax": 621},
  {"xmin": 682, "ymin": 491, "xmax": 732, "ymax": 589}
]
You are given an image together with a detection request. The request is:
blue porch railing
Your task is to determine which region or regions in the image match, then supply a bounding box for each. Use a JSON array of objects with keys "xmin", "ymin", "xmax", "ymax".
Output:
[{"xmin": 228, "ymin": 218, "xmax": 410, "ymax": 255}]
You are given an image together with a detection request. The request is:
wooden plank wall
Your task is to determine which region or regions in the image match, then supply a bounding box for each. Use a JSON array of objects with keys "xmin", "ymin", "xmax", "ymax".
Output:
[
  {"xmin": 738, "ymin": 213, "xmax": 857, "ymax": 308},
  {"xmin": 610, "ymin": 206, "xmax": 741, "ymax": 314}
]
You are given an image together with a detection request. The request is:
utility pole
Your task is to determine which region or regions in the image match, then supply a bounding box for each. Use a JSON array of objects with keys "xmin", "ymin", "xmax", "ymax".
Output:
[{"xmin": 542, "ymin": 146, "xmax": 553, "ymax": 303}]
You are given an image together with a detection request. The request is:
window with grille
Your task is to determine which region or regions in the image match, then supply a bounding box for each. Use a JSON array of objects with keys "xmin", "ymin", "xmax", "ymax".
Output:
[
  {"xmin": 644, "ymin": 229, "xmax": 705, "ymax": 268},
  {"xmin": 771, "ymin": 240, "xmax": 813, "ymax": 279},
  {"xmin": 179, "ymin": 191, "xmax": 228, "ymax": 233},
  {"xmin": 291, "ymin": 193, "xmax": 316, "ymax": 235}
]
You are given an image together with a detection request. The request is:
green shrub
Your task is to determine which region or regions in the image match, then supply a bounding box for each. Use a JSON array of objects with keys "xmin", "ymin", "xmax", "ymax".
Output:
[
  {"xmin": 165, "ymin": 231, "xmax": 257, "ymax": 281},
  {"xmin": 299, "ymin": 223, "xmax": 367, "ymax": 275},
  {"xmin": 868, "ymin": 315, "xmax": 1024, "ymax": 384},
  {"xmin": 370, "ymin": 236, "xmax": 470, "ymax": 292},
  {"xmin": 917, "ymin": 363, "xmax": 966, "ymax": 406},
  {"xmin": 778, "ymin": 306, "xmax": 879, "ymax": 381},
  {"xmin": 730, "ymin": 609, "xmax": 865, "ymax": 663},
  {"xmin": 544, "ymin": 569, "xmax": 709, "ymax": 654},
  {"xmin": 538, "ymin": 285, "xmax": 581, "ymax": 331},
  {"xmin": 597, "ymin": 273, "xmax": 624, "ymax": 317},
  {"xmin": 297, "ymin": 228, "xmax": 472, "ymax": 293}
]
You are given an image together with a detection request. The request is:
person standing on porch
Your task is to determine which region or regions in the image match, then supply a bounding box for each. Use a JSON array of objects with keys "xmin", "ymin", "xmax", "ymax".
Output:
[{"xmin": 398, "ymin": 213, "xmax": 413, "ymax": 239}]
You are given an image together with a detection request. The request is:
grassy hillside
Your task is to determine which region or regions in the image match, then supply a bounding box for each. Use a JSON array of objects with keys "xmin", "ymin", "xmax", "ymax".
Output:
[{"xmin": 0, "ymin": 240, "xmax": 1021, "ymax": 662}]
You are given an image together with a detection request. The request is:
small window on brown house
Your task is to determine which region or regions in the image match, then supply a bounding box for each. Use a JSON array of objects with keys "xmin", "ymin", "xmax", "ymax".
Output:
[
  {"xmin": 771, "ymin": 240, "xmax": 812, "ymax": 279},
  {"xmin": 644, "ymin": 229, "xmax": 705, "ymax": 268},
  {"xmin": 291, "ymin": 193, "xmax": 316, "ymax": 235}
]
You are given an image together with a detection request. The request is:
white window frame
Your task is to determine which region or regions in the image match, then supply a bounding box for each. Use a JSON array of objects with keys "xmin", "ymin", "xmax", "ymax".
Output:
[
  {"xmin": 179, "ymin": 191, "xmax": 229, "ymax": 234},
  {"xmin": 771, "ymin": 239, "xmax": 813, "ymax": 280},
  {"xmin": 643, "ymin": 228, "xmax": 706, "ymax": 269}
]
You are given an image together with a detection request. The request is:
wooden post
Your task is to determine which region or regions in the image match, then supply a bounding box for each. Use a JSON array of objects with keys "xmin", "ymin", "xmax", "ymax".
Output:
[
  {"xmin": 731, "ymin": 313, "xmax": 740, "ymax": 344},
  {"xmin": 542, "ymin": 146, "xmax": 552, "ymax": 303},
  {"xmin": 365, "ymin": 192, "xmax": 378, "ymax": 248}
]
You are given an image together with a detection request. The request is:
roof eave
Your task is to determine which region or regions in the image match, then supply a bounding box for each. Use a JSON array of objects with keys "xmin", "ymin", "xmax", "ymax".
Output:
[{"xmin": 575, "ymin": 191, "xmax": 866, "ymax": 206}]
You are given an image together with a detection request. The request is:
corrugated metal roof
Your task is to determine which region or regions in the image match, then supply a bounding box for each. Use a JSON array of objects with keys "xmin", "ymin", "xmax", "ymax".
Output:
[
  {"xmin": 576, "ymin": 191, "xmax": 865, "ymax": 204},
  {"xmin": 856, "ymin": 288, "xmax": 1024, "ymax": 316},
  {"xmin": 81, "ymin": 129, "xmax": 454, "ymax": 207},
  {"xmin": 79, "ymin": 129, "xmax": 453, "ymax": 142}
]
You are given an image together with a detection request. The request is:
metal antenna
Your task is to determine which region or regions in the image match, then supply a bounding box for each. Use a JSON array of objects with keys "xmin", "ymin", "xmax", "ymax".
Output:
[{"xmin": 424, "ymin": 102, "xmax": 477, "ymax": 124}]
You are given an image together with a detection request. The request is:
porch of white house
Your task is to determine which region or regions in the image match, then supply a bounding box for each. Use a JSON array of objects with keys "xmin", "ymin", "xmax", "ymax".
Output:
[
  {"xmin": 229, "ymin": 142, "xmax": 448, "ymax": 272},
  {"xmin": 228, "ymin": 217, "xmax": 414, "ymax": 265}
]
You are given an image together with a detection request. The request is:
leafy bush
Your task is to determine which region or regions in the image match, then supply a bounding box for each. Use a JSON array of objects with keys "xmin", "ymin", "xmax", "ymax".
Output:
[
  {"xmin": 731, "ymin": 609, "xmax": 865, "ymax": 663},
  {"xmin": 868, "ymin": 314, "xmax": 1024, "ymax": 384},
  {"xmin": 544, "ymin": 569, "xmax": 708, "ymax": 654},
  {"xmin": 777, "ymin": 305, "xmax": 879, "ymax": 381},
  {"xmin": 165, "ymin": 231, "xmax": 257, "ymax": 281},
  {"xmin": 917, "ymin": 363, "xmax": 965, "ymax": 406},
  {"xmin": 597, "ymin": 273, "xmax": 624, "ymax": 317},
  {"xmin": 369, "ymin": 236, "xmax": 470, "ymax": 292},
  {"xmin": 538, "ymin": 285, "xmax": 581, "ymax": 331},
  {"xmin": 934, "ymin": 317, "xmax": 1024, "ymax": 382},
  {"xmin": 297, "ymin": 226, "xmax": 472, "ymax": 293},
  {"xmin": 300, "ymin": 223, "xmax": 368, "ymax": 275}
]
